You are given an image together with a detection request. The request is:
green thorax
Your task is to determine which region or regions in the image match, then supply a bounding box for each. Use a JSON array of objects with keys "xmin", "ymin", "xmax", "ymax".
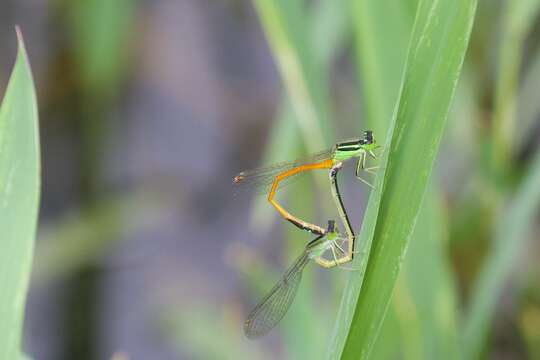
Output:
[
  {"xmin": 331, "ymin": 131, "xmax": 377, "ymax": 163},
  {"xmin": 333, "ymin": 145, "xmax": 366, "ymax": 162},
  {"xmin": 306, "ymin": 229, "xmax": 340, "ymax": 259}
]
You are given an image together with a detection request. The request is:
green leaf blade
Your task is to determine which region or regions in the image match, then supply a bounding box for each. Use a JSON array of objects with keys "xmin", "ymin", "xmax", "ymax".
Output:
[
  {"xmin": 329, "ymin": 0, "xmax": 478, "ymax": 358},
  {"xmin": 0, "ymin": 28, "xmax": 40, "ymax": 359}
]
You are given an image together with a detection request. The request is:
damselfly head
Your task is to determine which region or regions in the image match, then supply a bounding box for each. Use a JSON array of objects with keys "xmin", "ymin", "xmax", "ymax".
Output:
[
  {"xmin": 327, "ymin": 220, "xmax": 335, "ymax": 233},
  {"xmin": 325, "ymin": 220, "xmax": 341, "ymax": 238},
  {"xmin": 362, "ymin": 130, "xmax": 374, "ymax": 145},
  {"xmin": 336, "ymin": 131, "xmax": 376, "ymax": 152}
]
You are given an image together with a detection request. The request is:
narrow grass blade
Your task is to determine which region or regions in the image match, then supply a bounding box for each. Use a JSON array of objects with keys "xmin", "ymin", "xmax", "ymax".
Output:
[
  {"xmin": 518, "ymin": 44, "xmax": 540, "ymax": 148},
  {"xmin": 0, "ymin": 28, "xmax": 40, "ymax": 359},
  {"xmin": 311, "ymin": 1, "xmax": 351, "ymax": 62},
  {"xmin": 351, "ymin": 2, "xmax": 460, "ymax": 356},
  {"xmin": 491, "ymin": 0, "xmax": 540, "ymax": 169},
  {"xmin": 68, "ymin": 0, "xmax": 136, "ymax": 94},
  {"xmin": 252, "ymin": 0, "xmax": 333, "ymax": 151},
  {"xmin": 327, "ymin": 0, "xmax": 477, "ymax": 358},
  {"xmin": 351, "ymin": 0, "xmax": 416, "ymax": 139},
  {"xmin": 350, "ymin": 3, "xmax": 458, "ymax": 357},
  {"xmin": 463, "ymin": 143, "xmax": 540, "ymax": 358}
]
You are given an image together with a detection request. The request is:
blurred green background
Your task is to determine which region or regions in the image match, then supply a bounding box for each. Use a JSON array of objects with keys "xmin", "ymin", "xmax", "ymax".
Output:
[{"xmin": 1, "ymin": 0, "xmax": 540, "ymax": 359}]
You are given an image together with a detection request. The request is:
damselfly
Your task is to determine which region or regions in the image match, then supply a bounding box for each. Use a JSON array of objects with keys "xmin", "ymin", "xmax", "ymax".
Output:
[
  {"xmin": 233, "ymin": 131, "xmax": 379, "ymax": 236},
  {"xmin": 244, "ymin": 220, "xmax": 350, "ymax": 339},
  {"xmin": 244, "ymin": 163, "xmax": 358, "ymax": 338}
]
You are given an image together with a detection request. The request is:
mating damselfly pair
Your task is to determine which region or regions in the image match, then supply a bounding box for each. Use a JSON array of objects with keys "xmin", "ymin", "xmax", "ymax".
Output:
[{"xmin": 233, "ymin": 131, "xmax": 380, "ymax": 338}]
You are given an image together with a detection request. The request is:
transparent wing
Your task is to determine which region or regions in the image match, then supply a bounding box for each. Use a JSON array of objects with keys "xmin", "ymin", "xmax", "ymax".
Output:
[
  {"xmin": 233, "ymin": 149, "xmax": 333, "ymax": 196},
  {"xmin": 244, "ymin": 252, "xmax": 310, "ymax": 339},
  {"xmin": 317, "ymin": 235, "xmax": 354, "ymax": 263}
]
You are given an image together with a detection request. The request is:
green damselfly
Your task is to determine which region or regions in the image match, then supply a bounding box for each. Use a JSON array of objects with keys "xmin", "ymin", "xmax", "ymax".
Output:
[
  {"xmin": 244, "ymin": 163, "xmax": 360, "ymax": 338},
  {"xmin": 233, "ymin": 131, "xmax": 379, "ymax": 236},
  {"xmin": 244, "ymin": 220, "xmax": 349, "ymax": 339}
]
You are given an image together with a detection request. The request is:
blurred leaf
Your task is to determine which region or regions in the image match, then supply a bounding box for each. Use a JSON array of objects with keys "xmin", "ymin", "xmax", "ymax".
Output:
[
  {"xmin": 68, "ymin": 0, "xmax": 136, "ymax": 95},
  {"xmin": 0, "ymin": 29, "xmax": 40, "ymax": 359},
  {"xmin": 249, "ymin": 101, "xmax": 301, "ymax": 232},
  {"xmin": 491, "ymin": 0, "xmax": 540, "ymax": 171},
  {"xmin": 351, "ymin": 0, "xmax": 416, "ymax": 140},
  {"xmin": 520, "ymin": 304, "xmax": 540, "ymax": 359},
  {"xmin": 398, "ymin": 188, "xmax": 459, "ymax": 359},
  {"xmin": 311, "ymin": 1, "xmax": 351, "ymax": 62},
  {"xmin": 162, "ymin": 305, "xmax": 265, "ymax": 360},
  {"xmin": 392, "ymin": 277, "xmax": 423, "ymax": 359},
  {"xmin": 252, "ymin": 0, "xmax": 333, "ymax": 151},
  {"xmin": 33, "ymin": 200, "xmax": 126, "ymax": 285},
  {"xmin": 463, "ymin": 138, "xmax": 540, "ymax": 358},
  {"xmin": 327, "ymin": 0, "xmax": 477, "ymax": 358},
  {"xmin": 374, "ymin": 188, "xmax": 459, "ymax": 360},
  {"xmin": 32, "ymin": 191, "xmax": 169, "ymax": 285},
  {"xmin": 518, "ymin": 44, "xmax": 540, "ymax": 148},
  {"xmin": 444, "ymin": 65, "xmax": 479, "ymax": 164}
]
